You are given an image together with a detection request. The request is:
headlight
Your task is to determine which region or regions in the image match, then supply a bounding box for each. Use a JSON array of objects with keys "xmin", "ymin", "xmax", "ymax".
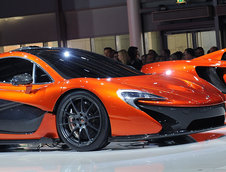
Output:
[{"xmin": 117, "ymin": 89, "xmax": 166, "ymax": 109}]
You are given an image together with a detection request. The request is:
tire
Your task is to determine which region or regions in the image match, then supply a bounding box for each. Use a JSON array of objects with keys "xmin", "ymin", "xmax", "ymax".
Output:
[{"xmin": 56, "ymin": 91, "xmax": 110, "ymax": 151}]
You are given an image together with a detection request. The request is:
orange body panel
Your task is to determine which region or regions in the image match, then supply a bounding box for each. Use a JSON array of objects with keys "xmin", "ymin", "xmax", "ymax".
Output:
[{"xmin": 0, "ymin": 50, "xmax": 224, "ymax": 141}]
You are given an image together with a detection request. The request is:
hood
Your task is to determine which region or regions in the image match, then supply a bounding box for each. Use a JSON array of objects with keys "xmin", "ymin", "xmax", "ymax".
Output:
[{"xmin": 105, "ymin": 74, "xmax": 225, "ymax": 107}]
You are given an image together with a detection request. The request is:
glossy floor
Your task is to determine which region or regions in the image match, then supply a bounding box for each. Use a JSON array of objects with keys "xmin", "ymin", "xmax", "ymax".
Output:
[{"xmin": 1, "ymin": 128, "xmax": 226, "ymax": 172}]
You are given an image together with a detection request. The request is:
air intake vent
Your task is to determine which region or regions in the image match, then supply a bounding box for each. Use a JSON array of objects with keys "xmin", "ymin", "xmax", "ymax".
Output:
[{"xmin": 187, "ymin": 116, "xmax": 225, "ymax": 131}]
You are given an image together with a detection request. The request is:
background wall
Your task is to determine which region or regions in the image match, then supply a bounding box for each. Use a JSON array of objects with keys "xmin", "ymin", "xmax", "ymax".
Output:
[{"xmin": 0, "ymin": 0, "xmax": 224, "ymax": 55}]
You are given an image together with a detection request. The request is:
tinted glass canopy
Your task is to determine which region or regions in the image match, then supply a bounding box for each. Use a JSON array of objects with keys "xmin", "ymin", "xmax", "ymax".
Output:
[{"xmin": 19, "ymin": 48, "xmax": 144, "ymax": 79}]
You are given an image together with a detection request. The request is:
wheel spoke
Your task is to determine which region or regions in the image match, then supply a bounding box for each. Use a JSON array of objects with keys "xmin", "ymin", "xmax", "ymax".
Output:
[
  {"xmin": 78, "ymin": 127, "xmax": 83, "ymax": 143},
  {"xmin": 68, "ymin": 126, "xmax": 79, "ymax": 138},
  {"xmin": 80, "ymin": 97, "xmax": 84, "ymax": 113},
  {"xmin": 88, "ymin": 116, "xmax": 100, "ymax": 120},
  {"xmin": 87, "ymin": 122, "xmax": 99, "ymax": 131},
  {"xmin": 70, "ymin": 99, "xmax": 80, "ymax": 114},
  {"xmin": 64, "ymin": 111, "xmax": 76, "ymax": 116},
  {"xmin": 63, "ymin": 110, "xmax": 80, "ymax": 119},
  {"xmin": 93, "ymin": 109, "xmax": 99, "ymax": 116},
  {"xmin": 84, "ymin": 127, "xmax": 91, "ymax": 141},
  {"xmin": 85, "ymin": 102, "xmax": 94, "ymax": 115}
]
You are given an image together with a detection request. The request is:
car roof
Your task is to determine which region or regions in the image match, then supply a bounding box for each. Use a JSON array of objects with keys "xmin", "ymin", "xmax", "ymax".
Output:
[{"xmin": 12, "ymin": 46, "xmax": 90, "ymax": 54}]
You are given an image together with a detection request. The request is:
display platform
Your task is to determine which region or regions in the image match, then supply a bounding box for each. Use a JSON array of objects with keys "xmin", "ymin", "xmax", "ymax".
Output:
[{"xmin": 0, "ymin": 127, "xmax": 226, "ymax": 172}]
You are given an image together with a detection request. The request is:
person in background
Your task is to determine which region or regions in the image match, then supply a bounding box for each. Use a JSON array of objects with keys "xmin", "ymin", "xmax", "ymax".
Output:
[
  {"xmin": 148, "ymin": 49, "xmax": 158, "ymax": 62},
  {"xmin": 169, "ymin": 51, "xmax": 183, "ymax": 61},
  {"xmin": 118, "ymin": 49, "xmax": 131, "ymax": 65},
  {"xmin": 148, "ymin": 49, "xmax": 158, "ymax": 56},
  {"xmin": 183, "ymin": 48, "xmax": 195, "ymax": 60},
  {"xmin": 146, "ymin": 54, "xmax": 157, "ymax": 64},
  {"xmin": 113, "ymin": 51, "xmax": 119, "ymax": 61},
  {"xmin": 104, "ymin": 47, "xmax": 113, "ymax": 58},
  {"xmin": 142, "ymin": 50, "xmax": 158, "ymax": 64},
  {"xmin": 141, "ymin": 54, "xmax": 147, "ymax": 65},
  {"xmin": 159, "ymin": 49, "xmax": 170, "ymax": 61},
  {"xmin": 208, "ymin": 46, "xmax": 219, "ymax": 53},
  {"xmin": 195, "ymin": 47, "xmax": 204, "ymax": 57},
  {"xmin": 128, "ymin": 46, "xmax": 143, "ymax": 70}
]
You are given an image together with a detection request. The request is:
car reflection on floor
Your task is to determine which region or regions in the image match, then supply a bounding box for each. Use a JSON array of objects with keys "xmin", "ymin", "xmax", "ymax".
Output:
[
  {"xmin": 0, "ymin": 127, "xmax": 226, "ymax": 152},
  {"xmin": 0, "ymin": 127, "xmax": 226, "ymax": 172}
]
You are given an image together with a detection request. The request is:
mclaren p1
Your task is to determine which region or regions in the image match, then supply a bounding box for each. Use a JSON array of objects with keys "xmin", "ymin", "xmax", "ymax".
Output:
[{"xmin": 0, "ymin": 47, "xmax": 224, "ymax": 151}]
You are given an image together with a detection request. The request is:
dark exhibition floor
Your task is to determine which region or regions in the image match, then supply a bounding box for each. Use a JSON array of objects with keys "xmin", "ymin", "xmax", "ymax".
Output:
[{"xmin": 0, "ymin": 127, "xmax": 226, "ymax": 172}]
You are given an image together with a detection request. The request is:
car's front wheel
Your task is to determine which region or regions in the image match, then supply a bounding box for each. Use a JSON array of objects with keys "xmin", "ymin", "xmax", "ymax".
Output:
[{"xmin": 56, "ymin": 91, "xmax": 110, "ymax": 151}]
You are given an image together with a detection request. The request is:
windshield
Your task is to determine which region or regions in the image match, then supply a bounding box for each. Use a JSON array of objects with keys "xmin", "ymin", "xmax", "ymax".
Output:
[{"xmin": 25, "ymin": 48, "xmax": 144, "ymax": 79}]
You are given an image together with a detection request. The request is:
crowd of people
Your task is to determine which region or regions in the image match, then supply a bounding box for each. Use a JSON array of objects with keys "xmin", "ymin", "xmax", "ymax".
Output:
[{"xmin": 103, "ymin": 46, "xmax": 219, "ymax": 70}]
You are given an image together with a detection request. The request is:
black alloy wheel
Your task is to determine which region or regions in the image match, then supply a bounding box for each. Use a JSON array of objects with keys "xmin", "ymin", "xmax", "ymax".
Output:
[{"xmin": 56, "ymin": 91, "xmax": 110, "ymax": 151}]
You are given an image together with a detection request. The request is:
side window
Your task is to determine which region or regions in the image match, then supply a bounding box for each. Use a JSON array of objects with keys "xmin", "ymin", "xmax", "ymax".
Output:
[
  {"xmin": 35, "ymin": 66, "xmax": 52, "ymax": 83},
  {"xmin": 221, "ymin": 52, "xmax": 226, "ymax": 61},
  {"xmin": 0, "ymin": 58, "xmax": 33, "ymax": 83}
]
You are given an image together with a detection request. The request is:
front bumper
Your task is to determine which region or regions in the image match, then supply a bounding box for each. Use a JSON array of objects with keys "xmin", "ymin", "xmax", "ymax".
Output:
[
  {"xmin": 139, "ymin": 103, "xmax": 225, "ymax": 133},
  {"xmin": 110, "ymin": 103, "xmax": 225, "ymax": 142}
]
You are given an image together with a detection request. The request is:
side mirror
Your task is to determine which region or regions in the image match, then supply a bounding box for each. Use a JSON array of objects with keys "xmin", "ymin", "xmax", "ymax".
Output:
[{"xmin": 11, "ymin": 73, "xmax": 33, "ymax": 86}]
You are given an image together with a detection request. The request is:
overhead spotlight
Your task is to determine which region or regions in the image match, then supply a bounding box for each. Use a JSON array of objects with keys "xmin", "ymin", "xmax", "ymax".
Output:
[{"xmin": 176, "ymin": 0, "xmax": 186, "ymax": 4}]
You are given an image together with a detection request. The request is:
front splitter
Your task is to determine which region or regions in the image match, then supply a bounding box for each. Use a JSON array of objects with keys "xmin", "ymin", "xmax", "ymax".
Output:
[{"xmin": 109, "ymin": 125, "xmax": 226, "ymax": 142}]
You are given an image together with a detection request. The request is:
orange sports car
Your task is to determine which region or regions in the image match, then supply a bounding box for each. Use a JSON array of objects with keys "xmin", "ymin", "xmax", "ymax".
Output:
[{"xmin": 0, "ymin": 47, "xmax": 225, "ymax": 151}]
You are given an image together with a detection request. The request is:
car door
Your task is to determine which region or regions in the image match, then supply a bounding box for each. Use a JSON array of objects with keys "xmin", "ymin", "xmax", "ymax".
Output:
[{"xmin": 0, "ymin": 57, "xmax": 55, "ymax": 133}]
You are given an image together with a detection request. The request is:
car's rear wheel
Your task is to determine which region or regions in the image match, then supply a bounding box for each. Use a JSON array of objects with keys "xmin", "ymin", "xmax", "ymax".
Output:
[{"xmin": 56, "ymin": 91, "xmax": 110, "ymax": 151}]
